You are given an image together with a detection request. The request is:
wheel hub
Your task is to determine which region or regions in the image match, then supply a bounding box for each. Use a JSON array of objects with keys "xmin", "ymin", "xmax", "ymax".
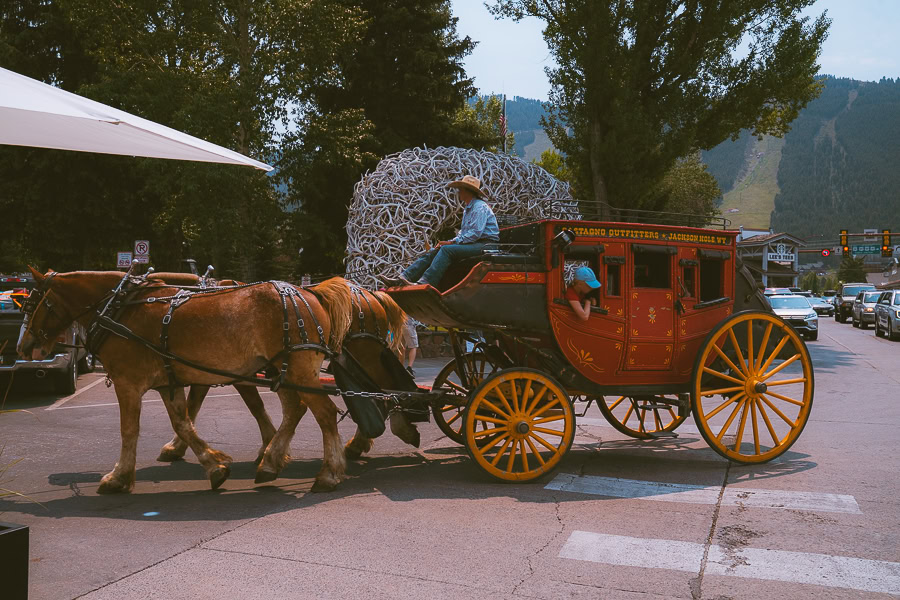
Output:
[
  {"xmin": 515, "ymin": 421, "xmax": 530, "ymax": 434},
  {"xmin": 754, "ymin": 381, "xmax": 768, "ymax": 394}
]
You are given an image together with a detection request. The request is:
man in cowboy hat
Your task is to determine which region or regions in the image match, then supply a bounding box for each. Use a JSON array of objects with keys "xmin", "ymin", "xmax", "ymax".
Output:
[{"xmin": 385, "ymin": 175, "xmax": 500, "ymax": 288}]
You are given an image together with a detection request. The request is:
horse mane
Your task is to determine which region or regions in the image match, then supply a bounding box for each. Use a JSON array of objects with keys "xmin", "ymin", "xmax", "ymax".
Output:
[
  {"xmin": 310, "ymin": 277, "xmax": 353, "ymax": 351},
  {"xmin": 147, "ymin": 272, "xmax": 200, "ymax": 285},
  {"xmin": 371, "ymin": 290, "xmax": 407, "ymax": 353}
]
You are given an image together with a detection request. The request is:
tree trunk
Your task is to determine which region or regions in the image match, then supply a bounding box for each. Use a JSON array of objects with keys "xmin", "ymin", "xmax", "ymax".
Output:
[{"xmin": 588, "ymin": 117, "xmax": 610, "ymax": 220}]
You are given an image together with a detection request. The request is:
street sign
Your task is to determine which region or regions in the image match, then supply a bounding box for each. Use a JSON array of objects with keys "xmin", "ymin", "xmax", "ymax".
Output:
[
  {"xmin": 821, "ymin": 248, "xmax": 831, "ymax": 257},
  {"xmin": 134, "ymin": 240, "xmax": 149, "ymax": 256},
  {"xmin": 117, "ymin": 252, "xmax": 133, "ymax": 268},
  {"xmin": 851, "ymin": 244, "xmax": 880, "ymax": 255},
  {"xmin": 135, "ymin": 255, "xmax": 150, "ymax": 264}
]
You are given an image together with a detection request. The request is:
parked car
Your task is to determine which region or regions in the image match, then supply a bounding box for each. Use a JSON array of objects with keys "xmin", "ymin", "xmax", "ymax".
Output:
[
  {"xmin": 768, "ymin": 294, "xmax": 818, "ymax": 340},
  {"xmin": 764, "ymin": 287, "xmax": 792, "ymax": 296},
  {"xmin": 851, "ymin": 291, "xmax": 881, "ymax": 329},
  {"xmin": 834, "ymin": 283, "xmax": 876, "ymax": 323},
  {"xmin": 0, "ymin": 274, "xmax": 93, "ymax": 393},
  {"xmin": 809, "ymin": 296, "xmax": 835, "ymax": 316},
  {"xmin": 874, "ymin": 290, "xmax": 900, "ymax": 340}
]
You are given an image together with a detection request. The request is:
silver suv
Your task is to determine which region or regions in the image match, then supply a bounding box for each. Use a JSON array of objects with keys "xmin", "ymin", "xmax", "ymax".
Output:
[
  {"xmin": 874, "ymin": 290, "xmax": 900, "ymax": 340},
  {"xmin": 851, "ymin": 290, "xmax": 881, "ymax": 329},
  {"xmin": 834, "ymin": 283, "xmax": 876, "ymax": 323}
]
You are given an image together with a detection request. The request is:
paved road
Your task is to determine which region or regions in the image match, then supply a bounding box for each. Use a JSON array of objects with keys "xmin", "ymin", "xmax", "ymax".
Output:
[{"xmin": 1, "ymin": 318, "xmax": 898, "ymax": 599}]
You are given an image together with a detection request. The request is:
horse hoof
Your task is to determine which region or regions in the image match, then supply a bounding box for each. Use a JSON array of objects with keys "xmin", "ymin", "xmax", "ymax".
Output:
[
  {"xmin": 209, "ymin": 465, "xmax": 231, "ymax": 490},
  {"xmin": 311, "ymin": 479, "xmax": 337, "ymax": 493},
  {"xmin": 97, "ymin": 478, "xmax": 133, "ymax": 495},
  {"xmin": 157, "ymin": 449, "xmax": 185, "ymax": 462},
  {"xmin": 254, "ymin": 469, "xmax": 278, "ymax": 484}
]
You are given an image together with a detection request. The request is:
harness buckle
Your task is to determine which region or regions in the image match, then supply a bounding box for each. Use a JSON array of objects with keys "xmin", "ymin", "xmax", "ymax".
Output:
[
  {"xmin": 283, "ymin": 322, "xmax": 290, "ymax": 331},
  {"xmin": 147, "ymin": 297, "xmax": 156, "ymax": 303},
  {"xmin": 162, "ymin": 314, "xmax": 172, "ymax": 325}
]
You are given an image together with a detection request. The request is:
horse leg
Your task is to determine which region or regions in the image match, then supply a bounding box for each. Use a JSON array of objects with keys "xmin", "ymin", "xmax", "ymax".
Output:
[
  {"xmin": 344, "ymin": 427, "xmax": 374, "ymax": 460},
  {"xmin": 234, "ymin": 384, "xmax": 278, "ymax": 465},
  {"xmin": 158, "ymin": 386, "xmax": 233, "ymax": 490},
  {"xmin": 157, "ymin": 385, "xmax": 209, "ymax": 462},
  {"xmin": 389, "ymin": 412, "xmax": 421, "ymax": 448},
  {"xmin": 255, "ymin": 388, "xmax": 308, "ymax": 484},
  {"xmin": 304, "ymin": 393, "xmax": 346, "ymax": 492},
  {"xmin": 98, "ymin": 386, "xmax": 143, "ymax": 494}
]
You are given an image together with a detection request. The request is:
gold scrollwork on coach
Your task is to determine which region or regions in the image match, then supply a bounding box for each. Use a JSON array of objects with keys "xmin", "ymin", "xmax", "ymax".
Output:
[{"xmin": 566, "ymin": 338, "xmax": 604, "ymax": 373}]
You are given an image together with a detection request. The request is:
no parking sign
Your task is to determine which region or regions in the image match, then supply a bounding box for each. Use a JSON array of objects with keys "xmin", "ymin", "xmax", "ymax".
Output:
[{"xmin": 134, "ymin": 240, "xmax": 150, "ymax": 264}]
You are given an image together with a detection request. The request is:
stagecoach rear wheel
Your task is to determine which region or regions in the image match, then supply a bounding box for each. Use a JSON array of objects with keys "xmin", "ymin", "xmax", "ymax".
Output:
[
  {"xmin": 691, "ymin": 311, "xmax": 814, "ymax": 464},
  {"xmin": 432, "ymin": 352, "xmax": 501, "ymax": 444},
  {"xmin": 598, "ymin": 395, "xmax": 690, "ymax": 439},
  {"xmin": 463, "ymin": 368, "xmax": 574, "ymax": 482}
]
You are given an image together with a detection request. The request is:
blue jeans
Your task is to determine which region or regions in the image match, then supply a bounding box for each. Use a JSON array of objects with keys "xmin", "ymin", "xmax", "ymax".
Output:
[{"xmin": 402, "ymin": 243, "xmax": 489, "ymax": 285}]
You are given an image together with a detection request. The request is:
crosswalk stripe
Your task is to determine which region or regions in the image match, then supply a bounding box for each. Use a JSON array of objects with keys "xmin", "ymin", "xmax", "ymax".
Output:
[
  {"xmin": 546, "ymin": 474, "xmax": 861, "ymax": 514},
  {"xmin": 559, "ymin": 531, "xmax": 900, "ymax": 595}
]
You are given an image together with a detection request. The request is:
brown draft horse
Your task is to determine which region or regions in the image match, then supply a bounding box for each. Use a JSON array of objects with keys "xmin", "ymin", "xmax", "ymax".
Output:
[
  {"xmin": 17, "ymin": 269, "xmax": 352, "ymax": 493},
  {"xmin": 152, "ymin": 282, "xmax": 423, "ymax": 464}
]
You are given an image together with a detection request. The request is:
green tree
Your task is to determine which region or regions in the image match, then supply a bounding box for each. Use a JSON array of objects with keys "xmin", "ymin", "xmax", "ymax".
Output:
[
  {"xmin": 453, "ymin": 95, "xmax": 515, "ymax": 153},
  {"xmin": 490, "ymin": 1, "xmax": 830, "ymax": 217},
  {"xmin": 837, "ymin": 255, "xmax": 866, "ymax": 283},
  {"xmin": 534, "ymin": 149, "xmax": 573, "ymax": 184},
  {"xmin": 656, "ymin": 153, "xmax": 721, "ymax": 222}
]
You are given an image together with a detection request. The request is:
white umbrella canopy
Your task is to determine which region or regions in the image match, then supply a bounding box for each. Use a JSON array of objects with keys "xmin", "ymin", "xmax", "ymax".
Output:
[{"xmin": 0, "ymin": 66, "xmax": 273, "ymax": 171}]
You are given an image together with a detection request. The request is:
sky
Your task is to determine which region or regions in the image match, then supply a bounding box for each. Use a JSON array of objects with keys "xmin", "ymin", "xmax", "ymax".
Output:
[{"xmin": 451, "ymin": 0, "xmax": 900, "ymax": 101}]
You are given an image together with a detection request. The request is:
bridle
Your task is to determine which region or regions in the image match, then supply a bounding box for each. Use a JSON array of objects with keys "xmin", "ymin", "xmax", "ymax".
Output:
[{"xmin": 22, "ymin": 272, "xmax": 108, "ymax": 348}]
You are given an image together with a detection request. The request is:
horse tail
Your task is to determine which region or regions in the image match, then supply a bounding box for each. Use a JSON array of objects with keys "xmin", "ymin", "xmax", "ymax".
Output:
[
  {"xmin": 372, "ymin": 290, "xmax": 407, "ymax": 353},
  {"xmin": 310, "ymin": 277, "xmax": 353, "ymax": 351}
]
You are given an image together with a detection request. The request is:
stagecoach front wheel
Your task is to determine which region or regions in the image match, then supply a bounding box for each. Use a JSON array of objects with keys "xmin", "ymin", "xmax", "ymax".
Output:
[
  {"xmin": 598, "ymin": 395, "xmax": 690, "ymax": 439},
  {"xmin": 463, "ymin": 368, "xmax": 574, "ymax": 482},
  {"xmin": 691, "ymin": 311, "xmax": 814, "ymax": 464},
  {"xmin": 432, "ymin": 352, "xmax": 501, "ymax": 445}
]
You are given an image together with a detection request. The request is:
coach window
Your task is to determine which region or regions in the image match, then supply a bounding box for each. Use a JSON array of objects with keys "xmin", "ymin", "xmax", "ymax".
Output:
[
  {"xmin": 682, "ymin": 266, "xmax": 696, "ymax": 298},
  {"xmin": 633, "ymin": 245, "xmax": 673, "ymax": 288},
  {"xmin": 698, "ymin": 250, "xmax": 728, "ymax": 301},
  {"xmin": 603, "ymin": 256, "xmax": 624, "ymax": 296}
]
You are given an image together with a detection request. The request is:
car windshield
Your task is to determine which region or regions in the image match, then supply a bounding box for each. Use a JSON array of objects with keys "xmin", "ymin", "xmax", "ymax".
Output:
[
  {"xmin": 769, "ymin": 297, "xmax": 811, "ymax": 309},
  {"xmin": 862, "ymin": 292, "xmax": 880, "ymax": 302},
  {"xmin": 894, "ymin": 294, "xmax": 900, "ymax": 306},
  {"xmin": 843, "ymin": 285, "xmax": 874, "ymax": 297}
]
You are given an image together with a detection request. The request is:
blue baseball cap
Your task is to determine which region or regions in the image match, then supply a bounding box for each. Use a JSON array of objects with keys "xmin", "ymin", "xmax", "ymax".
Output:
[{"xmin": 574, "ymin": 266, "xmax": 601, "ymax": 289}]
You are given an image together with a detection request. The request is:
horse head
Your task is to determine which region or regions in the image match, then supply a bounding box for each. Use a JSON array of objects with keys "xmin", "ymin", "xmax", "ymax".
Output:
[{"xmin": 17, "ymin": 268, "xmax": 123, "ymax": 360}]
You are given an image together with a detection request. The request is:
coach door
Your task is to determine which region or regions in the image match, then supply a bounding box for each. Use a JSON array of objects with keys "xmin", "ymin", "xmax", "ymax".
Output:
[{"xmin": 624, "ymin": 244, "xmax": 676, "ymax": 370}]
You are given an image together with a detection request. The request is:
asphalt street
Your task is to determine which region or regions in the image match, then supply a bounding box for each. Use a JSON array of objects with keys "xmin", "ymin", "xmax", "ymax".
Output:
[{"xmin": 1, "ymin": 317, "xmax": 898, "ymax": 600}]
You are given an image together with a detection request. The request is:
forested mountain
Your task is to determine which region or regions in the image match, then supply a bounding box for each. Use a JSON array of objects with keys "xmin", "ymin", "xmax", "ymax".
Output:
[
  {"xmin": 771, "ymin": 77, "xmax": 900, "ymax": 238},
  {"xmin": 472, "ymin": 95, "xmax": 548, "ymax": 157}
]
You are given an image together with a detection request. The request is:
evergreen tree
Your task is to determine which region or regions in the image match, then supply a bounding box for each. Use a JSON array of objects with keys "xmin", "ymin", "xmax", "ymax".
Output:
[
  {"xmin": 837, "ymin": 255, "xmax": 866, "ymax": 283},
  {"xmin": 283, "ymin": 0, "xmax": 481, "ymax": 275}
]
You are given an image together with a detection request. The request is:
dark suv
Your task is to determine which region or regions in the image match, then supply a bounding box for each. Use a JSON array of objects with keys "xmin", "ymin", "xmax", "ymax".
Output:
[
  {"xmin": 0, "ymin": 274, "xmax": 92, "ymax": 393},
  {"xmin": 834, "ymin": 283, "xmax": 876, "ymax": 323}
]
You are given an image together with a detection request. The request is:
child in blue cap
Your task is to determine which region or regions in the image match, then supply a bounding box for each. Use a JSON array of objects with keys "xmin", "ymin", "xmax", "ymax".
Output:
[{"xmin": 565, "ymin": 266, "xmax": 602, "ymax": 321}]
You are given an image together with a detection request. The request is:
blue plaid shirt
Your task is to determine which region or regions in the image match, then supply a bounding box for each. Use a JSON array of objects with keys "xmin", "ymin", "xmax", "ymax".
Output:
[{"xmin": 452, "ymin": 198, "xmax": 500, "ymax": 244}]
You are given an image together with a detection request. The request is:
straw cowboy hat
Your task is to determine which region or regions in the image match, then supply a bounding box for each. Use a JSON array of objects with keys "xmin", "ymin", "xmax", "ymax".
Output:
[{"xmin": 448, "ymin": 175, "xmax": 487, "ymax": 198}]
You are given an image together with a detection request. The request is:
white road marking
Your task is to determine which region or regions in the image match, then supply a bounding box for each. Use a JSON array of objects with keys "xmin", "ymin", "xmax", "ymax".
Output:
[
  {"xmin": 559, "ymin": 531, "xmax": 900, "ymax": 596},
  {"xmin": 546, "ymin": 474, "xmax": 861, "ymax": 514},
  {"xmin": 45, "ymin": 376, "xmax": 107, "ymax": 410}
]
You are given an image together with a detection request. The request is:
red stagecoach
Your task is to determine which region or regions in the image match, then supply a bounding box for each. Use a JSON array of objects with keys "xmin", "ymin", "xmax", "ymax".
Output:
[{"xmin": 387, "ymin": 214, "xmax": 814, "ymax": 482}]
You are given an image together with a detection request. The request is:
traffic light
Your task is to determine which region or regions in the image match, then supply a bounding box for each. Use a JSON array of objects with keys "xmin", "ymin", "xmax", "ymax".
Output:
[
  {"xmin": 840, "ymin": 229, "xmax": 849, "ymax": 255},
  {"xmin": 884, "ymin": 229, "xmax": 893, "ymax": 257}
]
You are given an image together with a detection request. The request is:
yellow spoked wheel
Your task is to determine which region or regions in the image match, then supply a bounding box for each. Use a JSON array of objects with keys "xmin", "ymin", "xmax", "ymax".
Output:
[
  {"xmin": 432, "ymin": 352, "xmax": 501, "ymax": 445},
  {"xmin": 463, "ymin": 368, "xmax": 575, "ymax": 482},
  {"xmin": 598, "ymin": 395, "xmax": 690, "ymax": 439},
  {"xmin": 691, "ymin": 311, "xmax": 814, "ymax": 463}
]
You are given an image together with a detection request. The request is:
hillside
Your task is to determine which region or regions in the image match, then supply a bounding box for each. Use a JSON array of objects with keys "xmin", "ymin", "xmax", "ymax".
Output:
[{"xmin": 498, "ymin": 78, "xmax": 900, "ymax": 241}]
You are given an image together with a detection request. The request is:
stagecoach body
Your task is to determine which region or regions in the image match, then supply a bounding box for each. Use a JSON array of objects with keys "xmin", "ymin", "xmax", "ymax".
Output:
[{"xmin": 387, "ymin": 217, "xmax": 814, "ymax": 481}]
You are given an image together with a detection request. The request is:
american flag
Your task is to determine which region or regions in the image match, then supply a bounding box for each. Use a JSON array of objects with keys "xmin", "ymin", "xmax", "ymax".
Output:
[{"xmin": 499, "ymin": 113, "xmax": 506, "ymax": 138}]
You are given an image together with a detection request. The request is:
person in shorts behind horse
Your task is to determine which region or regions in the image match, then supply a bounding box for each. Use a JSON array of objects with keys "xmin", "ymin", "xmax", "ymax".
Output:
[
  {"xmin": 401, "ymin": 316, "xmax": 419, "ymax": 377},
  {"xmin": 566, "ymin": 266, "xmax": 601, "ymax": 321},
  {"xmin": 385, "ymin": 175, "xmax": 500, "ymax": 288}
]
